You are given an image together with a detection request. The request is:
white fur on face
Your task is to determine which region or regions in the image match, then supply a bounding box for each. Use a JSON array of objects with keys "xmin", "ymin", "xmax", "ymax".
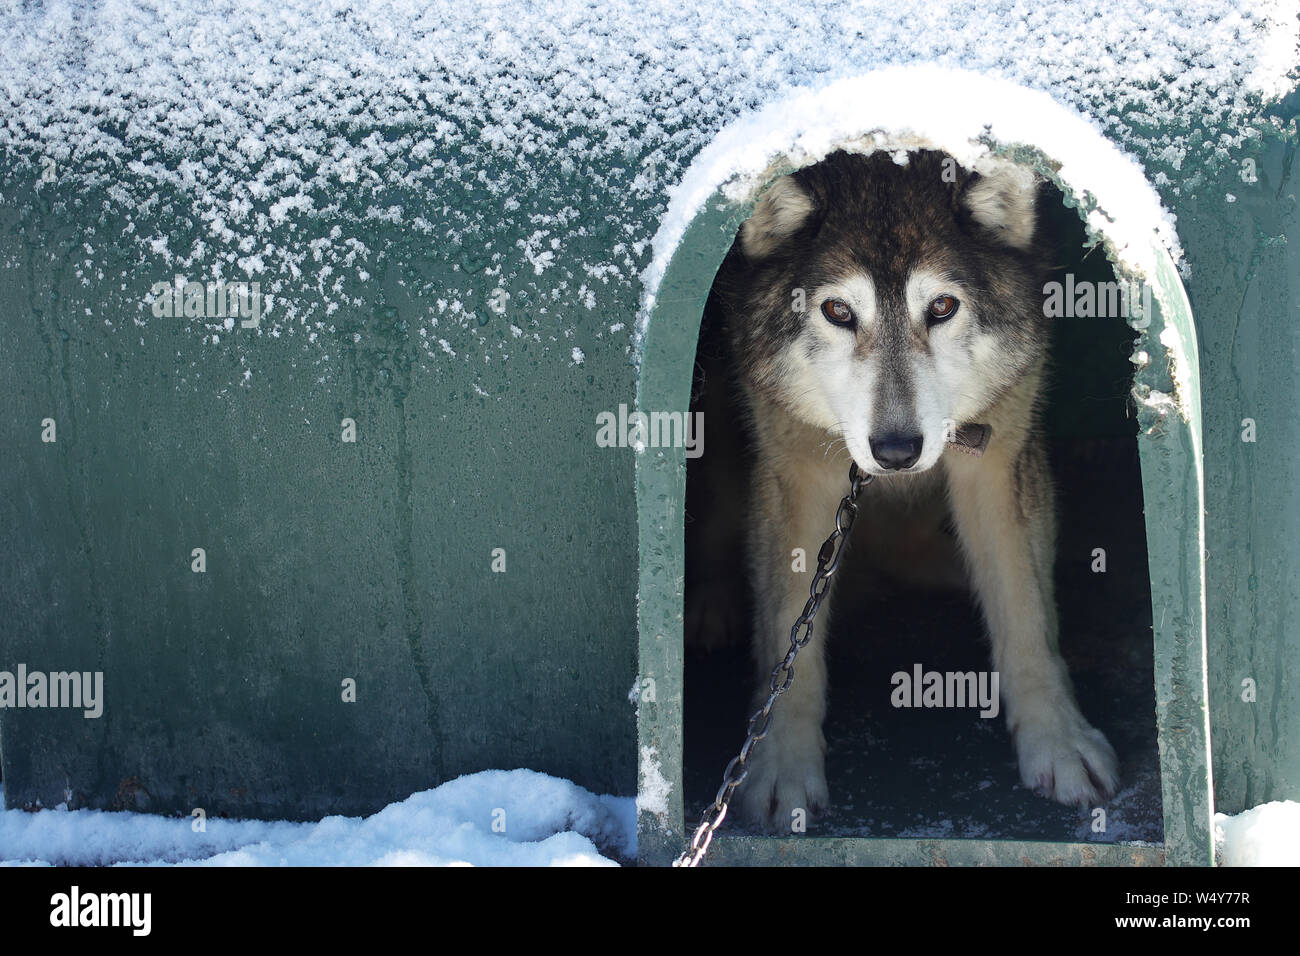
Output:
[
  {"xmin": 911, "ymin": 268, "xmax": 1022, "ymax": 432},
  {"xmin": 785, "ymin": 274, "xmax": 878, "ymax": 445},
  {"xmin": 776, "ymin": 267, "xmax": 995, "ymax": 476},
  {"xmin": 902, "ymin": 268, "xmax": 975, "ymax": 473}
]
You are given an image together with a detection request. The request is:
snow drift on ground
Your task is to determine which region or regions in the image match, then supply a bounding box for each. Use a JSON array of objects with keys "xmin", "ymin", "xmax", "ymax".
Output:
[
  {"xmin": 0, "ymin": 770, "xmax": 636, "ymax": 866},
  {"xmin": 1215, "ymin": 800, "xmax": 1300, "ymax": 866},
  {"xmin": 4, "ymin": 771, "xmax": 1296, "ymax": 866}
]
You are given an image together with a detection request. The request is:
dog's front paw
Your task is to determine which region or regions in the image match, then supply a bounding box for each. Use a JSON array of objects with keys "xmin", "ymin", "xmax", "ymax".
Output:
[
  {"xmin": 1012, "ymin": 698, "xmax": 1119, "ymax": 806},
  {"xmin": 736, "ymin": 725, "xmax": 829, "ymax": 833}
]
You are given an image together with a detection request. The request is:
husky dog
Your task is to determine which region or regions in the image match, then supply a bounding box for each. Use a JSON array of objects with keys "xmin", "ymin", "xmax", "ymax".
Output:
[{"xmin": 699, "ymin": 149, "xmax": 1118, "ymax": 831}]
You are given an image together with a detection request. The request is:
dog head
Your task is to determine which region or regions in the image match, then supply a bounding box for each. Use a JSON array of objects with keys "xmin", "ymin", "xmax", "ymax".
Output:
[{"xmin": 725, "ymin": 149, "xmax": 1047, "ymax": 475}]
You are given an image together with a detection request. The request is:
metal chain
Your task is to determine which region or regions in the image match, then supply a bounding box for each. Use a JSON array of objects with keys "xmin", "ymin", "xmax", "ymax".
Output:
[{"xmin": 674, "ymin": 461, "xmax": 871, "ymax": 867}]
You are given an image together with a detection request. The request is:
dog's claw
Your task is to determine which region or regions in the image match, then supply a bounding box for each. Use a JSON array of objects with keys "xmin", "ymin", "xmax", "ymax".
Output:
[
  {"xmin": 1013, "ymin": 699, "xmax": 1119, "ymax": 806},
  {"xmin": 736, "ymin": 724, "xmax": 829, "ymax": 833}
]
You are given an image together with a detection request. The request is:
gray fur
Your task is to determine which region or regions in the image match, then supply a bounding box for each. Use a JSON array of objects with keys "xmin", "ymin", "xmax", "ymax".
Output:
[{"xmin": 701, "ymin": 149, "xmax": 1118, "ymax": 831}]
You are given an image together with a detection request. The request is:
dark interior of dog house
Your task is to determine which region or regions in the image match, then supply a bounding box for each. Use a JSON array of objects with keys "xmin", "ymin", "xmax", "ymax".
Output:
[{"xmin": 683, "ymin": 180, "xmax": 1163, "ymax": 845}]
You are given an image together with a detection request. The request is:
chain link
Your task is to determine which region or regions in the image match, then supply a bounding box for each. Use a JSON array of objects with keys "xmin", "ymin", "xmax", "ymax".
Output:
[{"xmin": 674, "ymin": 461, "xmax": 871, "ymax": 867}]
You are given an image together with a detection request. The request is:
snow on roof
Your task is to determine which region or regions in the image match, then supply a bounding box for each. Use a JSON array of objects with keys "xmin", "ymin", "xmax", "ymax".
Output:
[
  {"xmin": 0, "ymin": 1, "xmax": 1295, "ymax": 366},
  {"xmin": 641, "ymin": 65, "xmax": 1191, "ymax": 339}
]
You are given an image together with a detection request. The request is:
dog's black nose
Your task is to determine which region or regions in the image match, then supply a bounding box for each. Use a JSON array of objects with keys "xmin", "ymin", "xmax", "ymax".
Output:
[{"xmin": 869, "ymin": 433, "xmax": 923, "ymax": 470}]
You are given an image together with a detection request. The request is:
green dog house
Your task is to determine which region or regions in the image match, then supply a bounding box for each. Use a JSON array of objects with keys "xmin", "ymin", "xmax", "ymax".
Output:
[{"xmin": 0, "ymin": 1, "xmax": 1296, "ymax": 867}]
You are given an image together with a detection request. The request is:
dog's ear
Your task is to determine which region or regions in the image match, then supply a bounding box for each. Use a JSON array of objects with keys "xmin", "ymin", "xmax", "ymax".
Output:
[
  {"xmin": 960, "ymin": 159, "xmax": 1039, "ymax": 251},
  {"xmin": 739, "ymin": 175, "xmax": 816, "ymax": 260}
]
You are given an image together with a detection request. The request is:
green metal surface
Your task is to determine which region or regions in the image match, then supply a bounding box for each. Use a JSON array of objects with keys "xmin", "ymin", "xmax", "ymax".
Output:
[
  {"xmin": 0, "ymin": 180, "xmax": 639, "ymax": 817},
  {"xmin": 636, "ymin": 143, "xmax": 1214, "ymax": 866},
  {"xmin": 698, "ymin": 837, "xmax": 1165, "ymax": 867},
  {"xmin": 1185, "ymin": 112, "xmax": 1300, "ymax": 816},
  {"xmin": 1129, "ymin": 245, "xmax": 1214, "ymax": 866},
  {"xmin": 636, "ymin": 199, "xmax": 749, "ymax": 863}
]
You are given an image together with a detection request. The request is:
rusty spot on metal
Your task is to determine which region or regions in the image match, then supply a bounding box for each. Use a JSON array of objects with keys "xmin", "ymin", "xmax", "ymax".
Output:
[{"xmin": 112, "ymin": 776, "xmax": 152, "ymax": 812}]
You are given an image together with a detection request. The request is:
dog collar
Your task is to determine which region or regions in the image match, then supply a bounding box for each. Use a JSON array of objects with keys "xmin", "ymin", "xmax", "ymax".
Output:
[{"xmin": 947, "ymin": 423, "xmax": 992, "ymax": 457}]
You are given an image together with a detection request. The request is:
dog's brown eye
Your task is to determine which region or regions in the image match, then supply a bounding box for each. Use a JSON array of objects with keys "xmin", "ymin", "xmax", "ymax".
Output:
[
  {"xmin": 821, "ymin": 299, "xmax": 854, "ymax": 326},
  {"xmin": 928, "ymin": 295, "xmax": 959, "ymax": 324}
]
